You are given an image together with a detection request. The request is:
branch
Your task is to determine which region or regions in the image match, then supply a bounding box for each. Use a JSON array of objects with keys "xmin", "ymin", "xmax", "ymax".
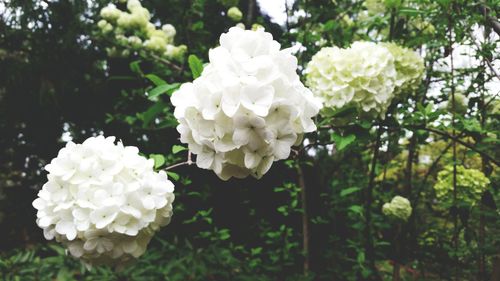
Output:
[
  {"xmin": 164, "ymin": 152, "xmax": 193, "ymax": 171},
  {"xmin": 479, "ymin": 4, "xmax": 500, "ymax": 37},
  {"xmin": 149, "ymin": 53, "xmax": 183, "ymax": 72},
  {"xmin": 416, "ymin": 127, "xmax": 499, "ymax": 167}
]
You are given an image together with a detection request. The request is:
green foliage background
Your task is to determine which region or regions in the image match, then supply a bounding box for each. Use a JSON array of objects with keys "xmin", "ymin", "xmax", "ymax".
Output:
[{"xmin": 0, "ymin": 0, "xmax": 499, "ymax": 280}]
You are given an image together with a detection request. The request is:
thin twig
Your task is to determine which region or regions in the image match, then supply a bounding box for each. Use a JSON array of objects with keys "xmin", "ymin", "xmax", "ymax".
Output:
[
  {"xmin": 164, "ymin": 152, "xmax": 193, "ymax": 171},
  {"xmin": 150, "ymin": 53, "xmax": 183, "ymax": 72},
  {"xmin": 417, "ymin": 127, "xmax": 499, "ymax": 167}
]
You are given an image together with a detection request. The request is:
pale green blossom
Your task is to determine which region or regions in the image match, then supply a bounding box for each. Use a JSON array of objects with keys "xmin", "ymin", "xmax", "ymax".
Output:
[
  {"xmin": 227, "ymin": 7, "xmax": 243, "ymax": 22},
  {"xmin": 97, "ymin": 0, "xmax": 186, "ymax": 61},
  {"xmin": 380, "ymin": 42, "xmax": 424, "ymax": 94},
  {"xmin": 382, "ymin": 196, "xmax": 412, "ymax": 222},
  {"xmin": 434, "ymin": 165, "xmax": 490, "ymax": 207},
  {"xmin": 306, "ymin": 41, "xmax": 397, "ymax": 117}
]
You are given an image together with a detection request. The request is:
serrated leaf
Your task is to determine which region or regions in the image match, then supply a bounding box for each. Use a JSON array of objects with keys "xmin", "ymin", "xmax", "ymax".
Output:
[
  {"xmin": 188, "ymin": 55, "xmax": 203, "ymax": 79},
  {"xmin": 172, "ymin": 145, "xmax": 187, "ymax": 154},
  {"xmin": 145, "ymin": 74, "xmax": 167, "ymax": 86}
]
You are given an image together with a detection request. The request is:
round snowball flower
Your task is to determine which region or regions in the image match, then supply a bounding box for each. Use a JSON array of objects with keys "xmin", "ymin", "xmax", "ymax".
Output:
[
  {"xmin": 32, "ymin": 136, "xmax": 175, "ymax": 267},
  {"xmin": 171, "ymin": 27, "xmax": 322, "ymax": 180},
  {"xmin": 380, "ymin": 42, "xmax": 424, "ymax": 94},
  {"xmin": 306, "ymin": 41, "xmax": 397, "ymax": 118},
  {"xmin": 382, "ymin": 195, "xmax": 412, "ymax": 222},
  {"xmin": 434, "ymin": 165, "xmax": 490, "ymax": 207}
]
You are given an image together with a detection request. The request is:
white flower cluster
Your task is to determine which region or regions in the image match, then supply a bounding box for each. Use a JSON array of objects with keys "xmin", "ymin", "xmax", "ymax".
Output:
[
  {"xmin": 32, "ymin": 136, "xmax": 175, "ymax": 267},
  {"xmin": 306, "ymin": 41, "xmax": 397, "ymax": 117},
  {"xmin": 306, "ymin": 41, "xmax": 424, "ymax": 117},
  {"xmin": 98, "ymin": 0, "xmax": 186, "ymax": 60},
  {"xmin": 380, "ymin": 42, "xmax": 425, "ymax": 94},
  {"xmin": 171, "ymin": 27, "xmax": 322, "ymax": 180}
]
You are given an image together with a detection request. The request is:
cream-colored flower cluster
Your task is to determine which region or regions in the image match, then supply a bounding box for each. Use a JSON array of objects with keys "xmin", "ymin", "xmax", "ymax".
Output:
[
  {"xmin": 382, "ymin": 195, "xmax": 412, "ymax": 222},
  {"xmin": 434, "ymin": 165, "xmax": 490, "ymax": 207},
  {"xmin": 306, "ymin": 41, "xmax": 397, "ymax": 117},
  {"xmin": 171, "ymin": 27, "xmax": 322, "ymax": 180},
  {"xmin": 97, "ymin": 0, "xmax": 186, "ymax": 60},
  {"xmin": 306, "ymin": 41, "xmax": 424, "ymax": 117},
  {"xmin": 381, "ymin": 42, "xmax": 425, "ymax": 94},
  {"xmin": 32, "ymin": 136, "xmax": 175, "ymax": 267}
]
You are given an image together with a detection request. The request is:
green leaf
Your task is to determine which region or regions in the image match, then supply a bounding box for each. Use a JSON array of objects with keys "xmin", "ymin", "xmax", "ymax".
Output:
[
  {"xmin": 218, "ymin": 229, "xmax": 231, "ymax": 240},
  {"xmin": 145, "ymin": 74, "xmax": 167, "ymax": 86},
  {"xmin": 136, "ymin": 102, "xmax": 165, "ymax": 127},
  {"xmin": 251, "ymin": 247, "xmax": 263, "ymax": 255},
  {"xmin": 188, "ymin": 55, "xmax": 203, "ymax": 79},
  {"xmin": 129, "ymin": 60, "xmax": 143, "ymax": 75},
  {"xmin": 167, "ymin": 171, "xmax": 180, "ymax": 181},
  {"xmin": 172, "ymin": 145, "xmax": 187, "ymax": 154},
  {"xmin": 340, "ymin": 187, "xmax": 361, "ymax": 197},
  {"xmin": 331, "ymin": 133, "xmax": 356, "ymax": 151},
  {"xmin": 150, "ymin": 154, "xmax": 165, "ymax": 169},
  {"xmin": 148, "ymin": 83, "xmax": 180, "ymax": 99},
  {"xmin": 348, "ymin": 205, "xmax": 364, "ymax": 215}
]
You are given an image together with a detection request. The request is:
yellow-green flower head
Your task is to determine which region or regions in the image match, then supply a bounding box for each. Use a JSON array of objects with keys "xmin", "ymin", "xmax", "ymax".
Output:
[
  {"xmin": 162, "ymin": 24, "xmax": 176, "ymax": 40},
  {"xmin": 252, "ymin": 23, "xmax": 264, "ymax": 31},
  {"xmin": 164, "ymin": 45, "xmax": 187, "ymax": 61},
  {"xmin": 434, "ymin": 165, "xmax": 490, "ymax": 206},
  {"xmin": 97, "ymin": 20, "xmax": 113, "ymax": 33},
  {"xmin": 115, "ymin": 34, "xmax": 128, "ymax": 46},
  {"xmin": 127, "ymin": 36, "xmax": 143, "ymax": 49},
  {"xmin": 382, "ymin": 195, "xmax": 412, "ymax": 222},
  {"xmin": 227, "ymin": 7, "xmax": 243, "ymax": 22},
  {"xmin": 380, "ymin": 42, "xmax": 424, "ymax": 94},
  {"xmin": 306, "ymin": 41, "xmax": 397, "ymax": 117},
  {"xmin": 97, "ymin": 0, "xmax": 187, "ymax": 61},
  {"xmin": 100, "ymin": 4, "xmax": 122, "ymax": 23},
  {"xmin": 126, "ymin": 0, "xmax": 142, "ymax": 11},
  {"xmin": 143, "ymin": 36, "xmax": 168, "ymax": 53}
]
